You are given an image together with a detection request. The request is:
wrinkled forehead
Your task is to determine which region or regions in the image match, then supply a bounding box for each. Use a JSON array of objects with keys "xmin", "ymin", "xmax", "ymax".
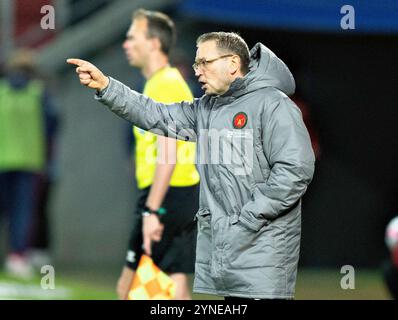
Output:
[{"xmin": 195, "ymin": 40, "xmax": 220, "ymax": 60}]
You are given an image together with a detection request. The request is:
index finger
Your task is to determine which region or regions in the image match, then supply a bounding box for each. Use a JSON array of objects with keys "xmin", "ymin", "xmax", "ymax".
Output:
[
  {"xmin": 143, "ymin": 235, "xmax": 152, "ymax": 256},
  {"xmin": 66, "ymin": 58, "xmax": 87, "ymax": 67}
]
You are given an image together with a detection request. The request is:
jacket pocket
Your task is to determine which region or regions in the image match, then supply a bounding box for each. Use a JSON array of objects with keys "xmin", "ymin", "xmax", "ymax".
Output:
[
  {"xmin": 227, "ymin": 210, "xmax": 275, "ymax": 269},
  {"xmin": 236, "ymin": 183, "xmax": 271, "ymax": 233},
  {"xmin": 194, "ymin": 208, "xmax": 211, "ymax": 223},
  {"xmin": 194, "ymin": 208, "xmax": 212, "ymax": 264},
  {"xmin": 234, "ymin": 210, "xmax": 270, "ymax": 233}
]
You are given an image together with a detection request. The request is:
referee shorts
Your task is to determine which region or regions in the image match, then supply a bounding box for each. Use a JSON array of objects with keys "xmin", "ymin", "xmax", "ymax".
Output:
[{"xmin": 125, "ymin": 184, "xmax": 199, "ymax": 274}]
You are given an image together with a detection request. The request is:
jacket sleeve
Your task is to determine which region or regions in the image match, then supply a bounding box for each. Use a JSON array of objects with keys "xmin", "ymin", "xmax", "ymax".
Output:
[
  {"xmin": 239, "ymin": 96, "xmax": 315, "ymax": 231},
  {"xmin": 95, "ymin": 77, "xmax": 198, "ymax": 142}
]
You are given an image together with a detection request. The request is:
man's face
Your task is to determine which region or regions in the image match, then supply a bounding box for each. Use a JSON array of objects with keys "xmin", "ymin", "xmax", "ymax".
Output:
[
  {"xmin": 122, "ymin": 18, "xmax": 152, "ymax": 68},
  {"xmin": 194, "ymin": 40, "xmax": 233, "ymax": 96}
]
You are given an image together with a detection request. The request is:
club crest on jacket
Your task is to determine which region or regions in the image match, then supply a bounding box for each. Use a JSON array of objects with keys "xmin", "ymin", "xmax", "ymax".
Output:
[{"xmin": 233, "ymin": 112, "xmax": 248, "ymax": 129}]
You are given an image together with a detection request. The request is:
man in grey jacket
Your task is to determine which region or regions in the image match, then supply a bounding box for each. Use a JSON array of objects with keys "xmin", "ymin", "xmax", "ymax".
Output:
[{"xmin": 67, "ymin": 32, "xmax": 315, "ymax": 300}]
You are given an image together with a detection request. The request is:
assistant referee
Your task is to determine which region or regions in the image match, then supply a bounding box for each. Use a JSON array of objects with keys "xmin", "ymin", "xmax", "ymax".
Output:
[{"xmin": 116, "ymin": 9, "xmax": 199, "ymax": 300}]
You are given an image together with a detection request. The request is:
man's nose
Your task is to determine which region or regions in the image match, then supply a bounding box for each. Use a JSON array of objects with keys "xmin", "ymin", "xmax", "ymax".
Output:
[
  {"xmin": 194, "ymin": 68, "xmax": 202, "ymax": 77},
  {"xmin": 122, "ymin": 41, "xmax": 128, "ymax": 49}
]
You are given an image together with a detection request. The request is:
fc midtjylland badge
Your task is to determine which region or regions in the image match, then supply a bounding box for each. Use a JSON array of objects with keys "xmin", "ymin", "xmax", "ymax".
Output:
[{"xmin": 233, "ymin": 112, "xmax": 248, "ymax": 129}]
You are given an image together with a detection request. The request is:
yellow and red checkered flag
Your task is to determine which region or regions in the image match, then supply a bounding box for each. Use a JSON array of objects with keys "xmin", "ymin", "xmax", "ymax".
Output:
[{"xmin": 127, "ymin": 255, "xmax": 176, "ymax": 300}]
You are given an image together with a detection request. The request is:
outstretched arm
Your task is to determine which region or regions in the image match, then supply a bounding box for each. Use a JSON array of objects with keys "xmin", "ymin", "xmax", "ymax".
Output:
[{"xmin": 67, "ymin": 58, "xmax": 198, "ymax": 141}]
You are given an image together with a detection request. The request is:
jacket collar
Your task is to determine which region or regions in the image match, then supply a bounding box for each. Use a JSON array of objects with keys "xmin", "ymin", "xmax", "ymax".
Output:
[{"xmin": 209, "ymin": 76, "xmax": 248, "ymax": 106}]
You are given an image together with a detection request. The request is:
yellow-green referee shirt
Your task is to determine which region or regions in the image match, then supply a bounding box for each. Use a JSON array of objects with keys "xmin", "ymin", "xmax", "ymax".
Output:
[{"xmin": 133, "ymin": 66, "xmax": 200, "ymax": 189}]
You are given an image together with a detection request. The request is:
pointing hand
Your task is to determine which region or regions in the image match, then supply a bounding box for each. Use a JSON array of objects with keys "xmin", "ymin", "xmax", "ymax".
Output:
[{"xmin": 67, "ymin": 58, "xmax": 109, "ymax": 91}]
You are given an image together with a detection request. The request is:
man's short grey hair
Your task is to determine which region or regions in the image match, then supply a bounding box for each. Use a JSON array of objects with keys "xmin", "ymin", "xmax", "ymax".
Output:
[{"xmin": 196, "ymin": 32, "xmax": 250, "ymax": 74}]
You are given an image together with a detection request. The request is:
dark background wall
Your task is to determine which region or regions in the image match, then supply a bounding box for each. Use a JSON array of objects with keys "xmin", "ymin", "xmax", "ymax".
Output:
[{"xmin": 291, "ymin": 33, "xmax": 398, "ymax": 268}]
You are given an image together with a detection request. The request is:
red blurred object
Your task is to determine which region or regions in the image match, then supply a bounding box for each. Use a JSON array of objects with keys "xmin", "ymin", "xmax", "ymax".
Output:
[
  {"xmin": 292, "ymin": 95, "xmax": 321, "ymax": 159},
  {"xmin": 15, "ymin": 0, "xmax": 55, "ymax": 48},
  {"xmin": 392, "ymin": 246, "xmax": 398, "ymax": 267}
]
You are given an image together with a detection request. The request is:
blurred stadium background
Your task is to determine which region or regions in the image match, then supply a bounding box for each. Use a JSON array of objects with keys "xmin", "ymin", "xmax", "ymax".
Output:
[{"xmin": 0, "ymin": 0, "xmax": 397, "ymax": 299}]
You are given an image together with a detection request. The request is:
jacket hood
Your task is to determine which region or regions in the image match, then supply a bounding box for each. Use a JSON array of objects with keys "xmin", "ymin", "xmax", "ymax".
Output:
[
  {"xmin": 246, "ymin": 42, "xmax": 295, "ymax": 95},
  {"xmin": 222, "ymin": 42, "xmax": 295, "ymax": 99}
]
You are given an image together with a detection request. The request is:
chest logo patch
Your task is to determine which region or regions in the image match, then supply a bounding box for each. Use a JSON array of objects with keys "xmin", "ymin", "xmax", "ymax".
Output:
[{"xmin": 233, "ymin": 112, "xmax": 248, "ymax": 129}]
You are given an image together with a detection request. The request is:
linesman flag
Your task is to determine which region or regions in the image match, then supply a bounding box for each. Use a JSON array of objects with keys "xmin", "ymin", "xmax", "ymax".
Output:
[{"xmin": 128, "ymin": 255, "xmax": 176, "ymax": 300}]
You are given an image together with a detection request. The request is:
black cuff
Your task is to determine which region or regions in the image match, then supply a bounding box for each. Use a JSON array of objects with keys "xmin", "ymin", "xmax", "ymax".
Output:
[{"xmin": 96, "ymin": 77, "xmax": 110, "ymax": 97}]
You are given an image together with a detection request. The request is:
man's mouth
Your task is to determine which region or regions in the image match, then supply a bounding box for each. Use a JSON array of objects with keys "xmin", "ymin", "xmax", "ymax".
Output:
[{"xmin": 199, "ymin": 81, "xmax": 207, "ymax": 90}]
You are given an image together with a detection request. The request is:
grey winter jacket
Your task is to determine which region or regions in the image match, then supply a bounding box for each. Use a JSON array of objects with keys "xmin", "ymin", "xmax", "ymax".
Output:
[{"xmin": 96, "ymin": 43, "xmax": 315, "ymax": 299}]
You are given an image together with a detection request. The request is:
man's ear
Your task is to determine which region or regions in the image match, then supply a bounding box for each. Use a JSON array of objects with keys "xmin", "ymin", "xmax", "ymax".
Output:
[
  {"xmin": 230, "ymin": 55, "xmax": 241, "ymax": 75},
  {"xmin": 151, "ymin": 37, "xmax": 162, "ymax": 52}
]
